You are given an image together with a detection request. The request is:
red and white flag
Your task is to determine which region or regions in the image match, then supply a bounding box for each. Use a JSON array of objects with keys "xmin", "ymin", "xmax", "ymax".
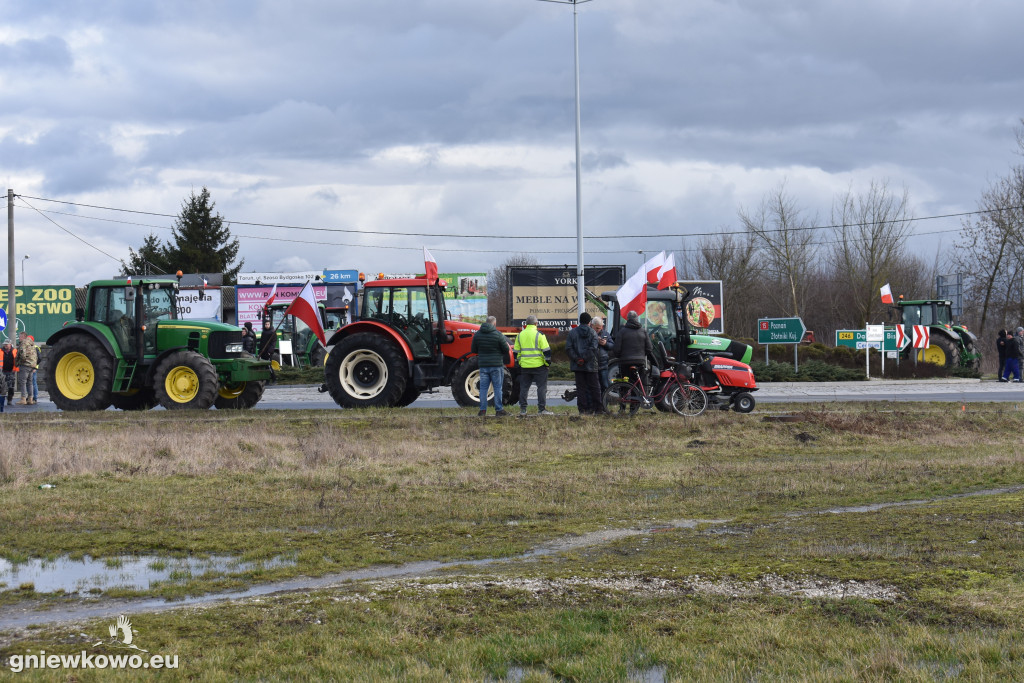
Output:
[
  {"xmin": 126, "ymin": 276, "xmax": 132, "ymax": 286},
  {"xmin": 285, "ymin": 281, "xmax": 326, "ymax": 347},
  {"xmin": 265, "ymin": 283, "xmax": 278, "ymax": 309},
  {"xmin": 423, "ymin": 247, "xmax": 438, "ymax": 283},
  {"xmin": 616, "ymin": 265, "xmax": 648, "ymax": 318},
  {"xmin": 880, "ymin": 283, "xmax": 893, "ymax": 304},
  {"xmin": 656, "ymin": 252, "xmax": 677, "ymax": 290},
  {"xmin": 202, "ymin": 277, "xmax": 209, "ymax": 289},
  {"xmin": 644, "ymin": 251, "xmax": 667, "ymax": 283}
]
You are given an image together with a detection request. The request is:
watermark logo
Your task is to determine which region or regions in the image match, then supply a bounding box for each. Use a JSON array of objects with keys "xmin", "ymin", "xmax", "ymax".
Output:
[{"xmin": 6, "ymin": 614, "xmax": 178, "ymax": 672}]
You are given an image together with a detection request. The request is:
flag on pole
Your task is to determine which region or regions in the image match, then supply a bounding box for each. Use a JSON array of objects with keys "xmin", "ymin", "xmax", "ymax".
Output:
[
  {"xmin": 423, "ymin": 247, "xmax": 438, "ymax": 283},
  {"xmin": 285, "ymin": 281, "xmax": 326, "ymax": 347},
  {"xmin": 265, "ymin": 283, "xmax": 278, "ymax": 309},
  {"xmin": 126, "ymin": 276, "xmax": 132, "ymax": 286},
  {"xmin": 202, "ymin": 277, "xmax": 209, "ymax": 289},
  {"xmin": 644, "ymin": 251, "xmax": 667, "ymax": 283},
  {"xmin": 616, "ymin": 265, "xmax": 648, "ymax": 318},
  {"xmin": 880, "ymin": 283, "xmax": 893, "ymax": 304},
  {"xmin": 656, "ymin": 253, "xmax": 677, "ymax": 290}
]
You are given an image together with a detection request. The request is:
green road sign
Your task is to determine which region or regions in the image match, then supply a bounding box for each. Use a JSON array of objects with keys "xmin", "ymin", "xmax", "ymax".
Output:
[
  {"xmin": 835, "ymin": 328, "xmax": 907, "ymax": 352},
  {"xmin": 758, "ymin": 317, "xmax": 806, "ymax": 344}
]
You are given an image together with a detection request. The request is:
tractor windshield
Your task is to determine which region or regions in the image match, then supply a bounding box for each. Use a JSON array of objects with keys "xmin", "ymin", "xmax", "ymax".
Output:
[{"xmin": 935, "ymin": 304, "xmax": 952, "ymax": 325}]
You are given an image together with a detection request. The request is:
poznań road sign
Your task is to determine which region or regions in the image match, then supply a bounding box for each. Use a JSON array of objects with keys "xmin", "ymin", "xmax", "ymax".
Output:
[{"xmin": 758, "ymin": 317, "xmax": 807, "ymax": 344}]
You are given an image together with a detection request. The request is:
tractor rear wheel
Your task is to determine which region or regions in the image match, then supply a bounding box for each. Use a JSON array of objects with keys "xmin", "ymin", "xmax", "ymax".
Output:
[
  {"xmin": 917, "ymin": 335, "xmax": 958, "ymax": 369},
  {"xmin": 154, "ymin": 350, "xmax": 220, "ymax": 410},
  {"xmin": 214, "ymin": 380, "xmax": 266, "ymax": 409},
  {"xmin": 45, "ymin": 334, "xmax": 115, "ymax": 411},
  {"xmin": 451, "ymin": 357, "xmax": 514, "ymax": 408},
  {"xmin": 110, "ymin": 387, "xmax": 157, "ymax": 411},
  {"xmin": 325, "ymin": 333, "xmax": 408, "ymax": 408},
  {"xmin": 310, "ymin": 344, "xmax": 327, "ymax": 368}
]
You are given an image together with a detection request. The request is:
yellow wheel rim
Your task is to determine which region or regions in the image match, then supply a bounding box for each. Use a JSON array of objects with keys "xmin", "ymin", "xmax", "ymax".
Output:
[
  {"xmin": 165, "ymin": 366, "xmax": 200, "ymax": 403},
  {"xmin": 218, "ymin": 382, "xmax": 246, "ymax": 400},
  {"xmin": 918, "ymin": 345, "xmax": 946, "ymax": 365},
  {"xmin": 55, "ymin": 352, "xmax": 94, "ymax": 400}
]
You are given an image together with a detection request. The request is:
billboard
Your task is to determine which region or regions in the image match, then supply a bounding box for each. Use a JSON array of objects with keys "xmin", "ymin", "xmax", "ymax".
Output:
[
  {"xmin": 175, "ymin": 289, "xmax": 223, "ymax": 321},
  {"xmin": 366, "ymin": 272, "xmax": 488, "ymax": 324},
  {"xmin": 509, "ymin": 266, "xmax": 625, "ymax": 329},
  {"xmin": 0, "ymin": 286, "xmax": 76, "ymax": 341},
  {"xmin": 678, "ymin": 280, "xmax": 724, "ymax": 335},
  {"xmin": 235, "ymin": 284, "xmax": 328, "ymax": 326}
]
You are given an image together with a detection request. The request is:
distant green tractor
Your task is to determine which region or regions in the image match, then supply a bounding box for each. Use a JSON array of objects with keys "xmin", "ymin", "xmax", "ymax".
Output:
[
  {"xmin": 895, "ymin": 299, "xmax": 981, "ymax": 371},
  {"xmin": 264, "ymin": 301, "xmax": 331, "ymax": 367},
  {"xmin": 46, "ymin": 278, "xmax": 272, "ymax": 411}
]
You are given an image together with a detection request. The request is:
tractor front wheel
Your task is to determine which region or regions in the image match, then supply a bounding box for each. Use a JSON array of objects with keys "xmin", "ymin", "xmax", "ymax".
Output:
[
  {"xmin": 154, "ymin": 350, "xmax": 220, "ymax": 410},
  {"xmin": 214, "ymin": 380, "xmax": 266, "ymax": 409},
  {"xmin": 325, "ymin": 333, "xmax": 408, "ymax": 408},
  {"xmin": 45, "ymin": 334, "xmax": 115, "ymax": 411}
]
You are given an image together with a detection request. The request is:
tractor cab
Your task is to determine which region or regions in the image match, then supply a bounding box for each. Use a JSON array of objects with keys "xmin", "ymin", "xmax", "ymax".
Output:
[
  {"xmin": 360, "ymin": 279, "xmax": 447, "ymax": 359},
  {"xmin": 265, "ymin": 301, "xmax": 328, "ymax": 366},
  {"xmin": 896, "ymin": 300, "xmax": 953, "ymax": 327},
  {"xmin": 87, "ymin": 279, "xmax": 179, "ymax": 357}
]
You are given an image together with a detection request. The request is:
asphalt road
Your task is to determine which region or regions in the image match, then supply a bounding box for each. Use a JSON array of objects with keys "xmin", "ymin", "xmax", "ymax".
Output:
[{"xmin": 9, "ymin": 379, "xmax": 1024, "ymax": 413}]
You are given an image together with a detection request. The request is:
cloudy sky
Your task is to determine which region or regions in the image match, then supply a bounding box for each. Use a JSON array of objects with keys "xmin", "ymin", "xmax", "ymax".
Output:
[{"xmin": 2, "ymin": 0, "xmax": 1023, "ymax": 286}]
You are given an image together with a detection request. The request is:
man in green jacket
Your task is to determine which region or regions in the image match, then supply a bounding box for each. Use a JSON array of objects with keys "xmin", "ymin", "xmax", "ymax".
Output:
[
  {"xmin": 514, "ymin": 315, "xmax": 554, "ymax": 416},
  {"xmin": 470, "ymin": 316, "xmax": 512, "ymax": 417}
]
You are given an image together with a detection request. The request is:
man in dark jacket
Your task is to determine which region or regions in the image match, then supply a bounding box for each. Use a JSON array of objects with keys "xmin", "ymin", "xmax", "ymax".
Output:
[
  {"xmin": 241, "ymin": 321, "xmax": 257, "ymax": 355},
  {"xmin": 566, "ymin": 312, "xmax": 602, "ymax": 415},
  {"xmin": 1003, "ymin": 327, "xmax": 1023, "ymax": 382},
  {"xmin": 996, "ymin": 329, "xmax": 1009, "ymax": 381},
  {"xmin": 612, "ymin": 310, "xmax": 654, "ymax": 387},
  {"xmin": 470, "ymin": 316, "xmax": 512, "ymax": 416}
]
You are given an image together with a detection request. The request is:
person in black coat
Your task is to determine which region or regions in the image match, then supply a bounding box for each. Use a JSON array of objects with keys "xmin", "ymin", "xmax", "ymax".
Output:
[
  {"xmin": 996, "ymin": 329, "xmax": 1008, "ymax": 381},
  {"xmin": 566, "ymin": 312, "xmax": 602, "ymax": 415},
  {"xmin": 258, "ymin": 319, "xmax": 278, "ymax": 361},
  {"xmin": 611, "ymin": 310, "xmax": 654, "ymax": 387},
  {"xmin": 241, "ymin": 321, "xmax": 257, "ymax": 355}
]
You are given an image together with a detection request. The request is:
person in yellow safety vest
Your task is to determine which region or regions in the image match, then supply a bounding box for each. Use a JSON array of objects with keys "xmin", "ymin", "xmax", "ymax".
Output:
[{"xmin": 514, "ymin": 315, "xmax": 554, "ymax": 416}]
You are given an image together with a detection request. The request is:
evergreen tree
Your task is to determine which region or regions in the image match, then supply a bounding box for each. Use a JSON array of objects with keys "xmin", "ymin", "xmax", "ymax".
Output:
[
  {"xmin": 165, "ymin": 187, "xmax": 243, "ymax": 284},
  {"xmin": 120, "ymin": 233, "xmax": 172, "ymax": 276}
]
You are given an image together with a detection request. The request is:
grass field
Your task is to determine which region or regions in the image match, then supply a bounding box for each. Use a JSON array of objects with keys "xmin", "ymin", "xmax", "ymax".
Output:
[{"xmin": 1, "ymin": 404, "xmax": 1023, "ymax": 680}]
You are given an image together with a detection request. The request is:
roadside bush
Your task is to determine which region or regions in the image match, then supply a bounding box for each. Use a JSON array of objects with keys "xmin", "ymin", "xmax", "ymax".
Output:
[{"xmin": 751, "ymin": 360, "xmax": 866, "ymax": 383}]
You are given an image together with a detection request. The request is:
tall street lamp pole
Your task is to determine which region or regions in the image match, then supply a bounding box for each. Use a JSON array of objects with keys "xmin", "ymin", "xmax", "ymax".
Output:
[
  {"xmin": 22, "ymin": 254, "xmax": 29, "ymax": 287},
  {"xmin": 539, "ymin": 0, "xmax": 592, "ymax": 317}
]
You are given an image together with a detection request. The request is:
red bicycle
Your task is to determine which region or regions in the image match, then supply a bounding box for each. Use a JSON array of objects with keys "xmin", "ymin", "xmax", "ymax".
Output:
[{"xmin": 602, "ymin": 364, "xmax": 708, "ymax": 417}]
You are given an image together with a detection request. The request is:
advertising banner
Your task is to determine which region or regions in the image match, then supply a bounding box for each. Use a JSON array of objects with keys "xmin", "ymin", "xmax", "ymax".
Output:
[
  {"xmin": 175, "ymin": 289, "xmax": 223, "ymax": 321},
  {"xmin": 678, "ymin": 280, "xmax": 724, "ymax": 335},
  {"xmin": 235, "ymin": 284, "xmax": 328, "ymax": 326},
  {"xmin": 441, "ymin": 273, "xmax": 487, "ymax": 324},
  {"xmin": 509, "ymin": 266, "xmax": 625, "ymax": 329},
  {"xmin": 237, "ymin": 271, "xmax": 324, "ymax": 285},
  {"xmin": 0, "ymin": 286, "xmax": 76, "ymax": 341}
]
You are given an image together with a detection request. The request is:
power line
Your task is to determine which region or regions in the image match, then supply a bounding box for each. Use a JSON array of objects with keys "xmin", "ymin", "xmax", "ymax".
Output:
[
  {"xmin": 16, "ymin": 197, "xmax": 125, "ymax": 265},
  {"xmin": 17, "ymin": 193, "xmax": 1018, "ymax": 241}
]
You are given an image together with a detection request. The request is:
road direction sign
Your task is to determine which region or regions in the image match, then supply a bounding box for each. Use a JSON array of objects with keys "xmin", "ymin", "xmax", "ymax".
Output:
[
  {"xmin": 758, "ymin": 317, "xmax": 807, "ymax": 344},
  {"xmin": 836, "ymin": 328, "xmax": 909, "ymax": 352},
  {"xmin": 0, "ymin": 307, "xmax": 6, "ymax": 332}
]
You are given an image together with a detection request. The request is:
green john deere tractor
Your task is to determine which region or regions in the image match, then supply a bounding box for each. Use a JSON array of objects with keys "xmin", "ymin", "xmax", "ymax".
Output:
[
  {"xmin": 45, "ymin": 278, "xmax": 272, "ymax": 411},
  {"xmin": 894, "ymin": 298, "xmax": 982, "ymax": 371}
]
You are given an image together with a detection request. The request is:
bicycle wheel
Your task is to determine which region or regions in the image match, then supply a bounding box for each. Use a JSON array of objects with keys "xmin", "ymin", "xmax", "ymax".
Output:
[
  {"xmin": 666, "ymin": 382, "xmax": 708, "ymax": 417},
  {"xmin": 603, "ymin": 381, "xmax": 643, "ymax": 416}
]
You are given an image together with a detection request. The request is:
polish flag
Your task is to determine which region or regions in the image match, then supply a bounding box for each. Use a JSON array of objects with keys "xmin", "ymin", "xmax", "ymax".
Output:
[
  {"xmin": 126, "ymin": 276, "xmax": 132, "ymax": 286},
  {"xmin": 644, "ymin": 251, "xmax": 667, "ymax": 283},
  {"xmin": 265, "ymin": 283, "xmax": 278, "ymax": 308},
  {"xmin": 423, "ymin": 247, "xmax": 439, "ymax": 283},
  {"xmin": 656, "ymin": 253, "xmax": 677, "ymax": 290},
  {"xmin": 616, "ymin": 265, "xmax": 648, "ymax": 318},
  {"xmin": 202, "ymin": 277, "xmax": 209, "ymax": 289},
  {"xmin": 880, "ymin": 283, "xmax": 893, "ymax": 304},
  {"xmin": 285, "ymin": 281, "xmax": 326, "ymax": 347}
]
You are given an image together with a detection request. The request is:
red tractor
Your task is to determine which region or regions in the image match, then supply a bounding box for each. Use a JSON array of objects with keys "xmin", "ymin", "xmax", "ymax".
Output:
[{"xmin": 322, "ymin": 277, "xmax": 515, "ymax": 408}]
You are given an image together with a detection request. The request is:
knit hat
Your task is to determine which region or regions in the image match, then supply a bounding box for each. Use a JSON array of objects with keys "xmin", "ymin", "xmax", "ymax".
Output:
[
  {"xmin": 244, "ymin": 321, "xmax": 253, "ymax": 330},
  {"xmin": 579, "ymin": 312, "xmax": 592, "ymax": 325}
]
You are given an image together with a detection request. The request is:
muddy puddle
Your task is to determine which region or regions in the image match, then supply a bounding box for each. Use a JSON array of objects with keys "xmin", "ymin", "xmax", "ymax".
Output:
[
  {"xmin": 0, "ymin": 555, "xmax": 294, "ymax": 595},
  {"xmin": 0, "ymin": 484, "xmax": 1019, "ymax": 632}
]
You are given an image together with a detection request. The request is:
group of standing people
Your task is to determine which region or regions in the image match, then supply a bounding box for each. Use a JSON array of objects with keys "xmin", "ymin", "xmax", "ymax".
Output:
[
  {"xmin": 566, "ymin": 310, "xmax": 652, "ymax": 416},
  {"xmin": 996, "ymin": 327, "xmax": 1024, "ymax": 382},
  {"xmin": 0, "ymin": 331, "xmax": 41, "ymax": 411}
]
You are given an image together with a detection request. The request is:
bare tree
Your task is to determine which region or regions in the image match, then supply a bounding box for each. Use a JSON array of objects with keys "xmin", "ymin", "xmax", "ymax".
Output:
[
  {"xmin": 828, "ymin": 180, "xmax": 915, "ymax": 326},
  {"xmin": 487, "ymin": 253, "xmax": 539, "ymax": 326},
  {"xmin": 681, "ymin": 232, "xmax": 765, "ymax": 338},
  {"xmin": 738, "ymin": 182, "xmax": 819, "ymax": 317}
]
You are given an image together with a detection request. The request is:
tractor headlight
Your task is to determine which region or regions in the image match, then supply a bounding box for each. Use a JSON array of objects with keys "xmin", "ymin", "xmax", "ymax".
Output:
[{"xmin": 225, "ymin": 342, "xmax": 244, "ymax": 354}]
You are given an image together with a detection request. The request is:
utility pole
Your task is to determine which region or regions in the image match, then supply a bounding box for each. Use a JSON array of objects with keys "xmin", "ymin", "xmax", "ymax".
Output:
[
  {"xmin": 539, "ymin": 0, "xmax": 592, "ymax": 317},
  {"xmin": 7, "ymin": 189, "xmax": 15, "ymax": 345}
]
